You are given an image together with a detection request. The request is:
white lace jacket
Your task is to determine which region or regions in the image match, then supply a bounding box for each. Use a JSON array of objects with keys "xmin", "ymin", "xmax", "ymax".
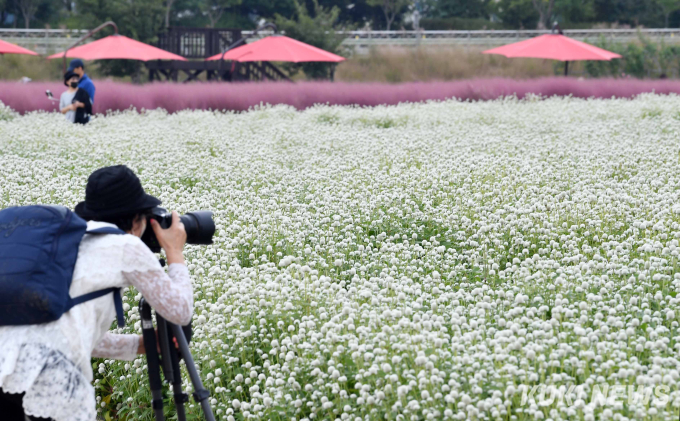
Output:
[{"xmin": 0, "ymin": 221, "xmax": 193, "ymax": 421}]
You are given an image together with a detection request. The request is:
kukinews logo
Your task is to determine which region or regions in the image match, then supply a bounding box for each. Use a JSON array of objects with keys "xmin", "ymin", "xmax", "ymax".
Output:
[{"xmin": 519, "ymin": 383, "xmax": 672, "ymax": 408}]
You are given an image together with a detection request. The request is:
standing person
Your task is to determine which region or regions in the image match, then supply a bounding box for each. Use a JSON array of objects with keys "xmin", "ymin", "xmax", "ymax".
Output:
[
  {"xmin": 59, "ymin": 71, "xmax": 92, "ymax": 125},
  {"xmin": 68, "ymin": 59, "xmax": 95, "ymax": 104}
]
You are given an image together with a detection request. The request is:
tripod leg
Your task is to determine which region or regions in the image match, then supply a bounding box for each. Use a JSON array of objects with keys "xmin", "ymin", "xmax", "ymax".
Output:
[
  {"xmin": 140, "ymin": 299, "xmax": 165, "ymax": 421},
  {"xmin": 169, "ymin": 340, "xmax": 189, "ymax": 421},
  {"xmin": 159, "ymin": 317, "xmax": 188, "ymax": 421},
  {"xmin": 157, "ymin": 317, "xmax": 174, "ymax": 382},
  {"xmin": 170, "ymin": 324, "xmax": 216, "ymax": 421}
]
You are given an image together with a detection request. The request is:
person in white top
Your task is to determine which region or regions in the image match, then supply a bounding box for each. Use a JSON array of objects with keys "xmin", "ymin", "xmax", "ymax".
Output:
[
  {"xmin": 59, "ymin": 72, "xmax": 91, "ymax": 123},
  {"xmin": 0, "ymin": 165, "xmax": 194, "ymax": 421}
]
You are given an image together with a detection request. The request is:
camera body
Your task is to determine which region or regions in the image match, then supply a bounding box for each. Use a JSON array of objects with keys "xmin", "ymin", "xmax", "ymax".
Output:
[{"xmin": 141, "ymin": 207, "xmax": 215, "ymax": 253}]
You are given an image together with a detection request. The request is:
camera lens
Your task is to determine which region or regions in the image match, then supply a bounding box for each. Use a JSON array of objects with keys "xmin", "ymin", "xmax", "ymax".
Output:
[{"xmin": 179, "ymin": 211, "xmax": 215, "ymax": 245}]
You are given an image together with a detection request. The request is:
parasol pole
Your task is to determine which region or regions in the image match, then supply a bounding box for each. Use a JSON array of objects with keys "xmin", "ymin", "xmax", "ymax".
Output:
[
  {"xmin": 62, "ymin": 21, "xmax": 118, "ymax": 73},
  {"xmin": 551, "ymin": 22, "xmax": 569, "ymax": 77},
  {"xmin": 218, "ymin": 22, "xmax": 277, "ymax": 80}
]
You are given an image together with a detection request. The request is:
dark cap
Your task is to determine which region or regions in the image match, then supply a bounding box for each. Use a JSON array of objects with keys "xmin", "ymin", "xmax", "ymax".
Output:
[
  {"xmin": 68, "ymin": 58, "xmax": 85, "ymax": 71},
  {"xmin": 75, "ymin": 165, "xmax": 161, "ymax": 220},
  {"xmin": 63, "ymin": 70, "xmax": 78, "ymax": 87}
]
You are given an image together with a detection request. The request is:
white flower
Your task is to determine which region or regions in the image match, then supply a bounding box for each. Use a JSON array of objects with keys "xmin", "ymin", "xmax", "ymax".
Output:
[{"xmin": 5, "ymin": 95, "xmax": 680, "ymax": 421}]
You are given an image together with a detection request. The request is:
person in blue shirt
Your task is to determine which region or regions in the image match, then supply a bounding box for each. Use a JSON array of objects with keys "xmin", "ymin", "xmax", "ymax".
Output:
[{"xmin": 68, "ymin": 59, "xmax": 96, "ymax": 104}]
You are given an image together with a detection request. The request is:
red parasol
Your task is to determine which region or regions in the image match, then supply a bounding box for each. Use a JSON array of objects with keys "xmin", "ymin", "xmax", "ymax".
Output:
[
  {"xmin": 0, "ymin": 39, "xmax": 38, "ymax": 55},
  {"xmin": 48, "ymin": 35, "xmax": 186, "ymax": 61},
  {"xmin": 483, "ymin": 34, "xmax": 621, "ymax": 75},
  {"xmin": 206, "ymin": 35, "xmax": 344, "ymax": 63},
  {"xmin": 483, "ymin": 34, "xmax": 621, "ymax": 61}
]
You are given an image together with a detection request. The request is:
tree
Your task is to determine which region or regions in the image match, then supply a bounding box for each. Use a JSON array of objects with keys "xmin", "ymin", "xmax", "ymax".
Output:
[
  {"xmin": 75, "ymin": 0, "xmax": 165, "ymax": 80},
  {"xmin": 493, "ymin": 0, "xmax": 539, "ymax": 29},
  {"xmin": 15, "ymin": 0, "xmax": 38, "ymax": 28},
  {"xmin": 433, "ymin": 0, "xmax": 491, "ymax": 19},
  {"xmin": 553, "ymin": 0, "xmax": 595, "ymax": 26},
  {"xmin": 199, "ymin": 0, "xmax": 241, "ymax": 27},
  {"xmin": 165, "ymin": 0, "xmax": 175, "ymax": 27},
  {"xmin": 657, "ymin": 0, "xmax": 680, "ymax": 27},
  {"xmin": 275, "ymin": 0, "xmax": 347, "ymax": 79},
  {"xmin": 366, "ymin": 0, "xmax": 409, "ymax": 29},
  {"xmin": 530, "ymin": 0, "xmax": 555, "ymax": 28},
  {"xmin": 592, "ymin": 0, "xmax": 655, "ymax": 27}
]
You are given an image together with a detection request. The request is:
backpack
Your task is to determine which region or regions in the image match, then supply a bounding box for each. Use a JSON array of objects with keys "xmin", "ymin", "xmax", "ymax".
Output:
[{"xmin": 0, "ymin": 205, "xmax": 126, "ymax": 328}]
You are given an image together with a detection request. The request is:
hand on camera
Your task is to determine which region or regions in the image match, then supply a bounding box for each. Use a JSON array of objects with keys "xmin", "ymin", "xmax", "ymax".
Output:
[{"xmin": 150, "ymin": 211, "xmax": 186, "ymax": 265}]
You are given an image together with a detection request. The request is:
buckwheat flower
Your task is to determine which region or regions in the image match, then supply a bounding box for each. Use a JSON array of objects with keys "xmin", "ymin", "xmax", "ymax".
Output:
[{"xmin": 9, "ymin": 95, "xmax": 680, "ymax": 420}]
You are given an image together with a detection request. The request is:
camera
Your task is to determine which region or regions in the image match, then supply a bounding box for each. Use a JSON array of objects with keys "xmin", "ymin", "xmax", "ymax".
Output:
[{"xmin": 141, "ymin": 207, "xmax": 215, "ymax": 253}]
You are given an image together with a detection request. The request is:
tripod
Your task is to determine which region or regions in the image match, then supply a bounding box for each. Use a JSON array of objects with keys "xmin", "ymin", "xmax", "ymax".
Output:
[{"xmin": 139, "ymin": 298, "xmax": 216, "ymax": 421}]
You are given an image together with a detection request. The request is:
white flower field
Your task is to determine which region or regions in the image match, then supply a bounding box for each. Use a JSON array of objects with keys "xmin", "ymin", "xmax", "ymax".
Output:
[{"xmin": 2, "ymin": 95, "xmax": 680, "ymax": 421}]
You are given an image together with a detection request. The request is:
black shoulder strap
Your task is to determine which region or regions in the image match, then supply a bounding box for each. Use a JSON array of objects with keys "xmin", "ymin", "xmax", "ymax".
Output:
[{"xmin": 67, "ymin": 226, "xmax": 127, "ymax": 327}]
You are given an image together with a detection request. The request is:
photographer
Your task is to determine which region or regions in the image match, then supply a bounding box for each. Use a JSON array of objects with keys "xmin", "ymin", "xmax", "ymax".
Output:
[{"xmin": 0, "ymin": 165, "xmax": 193, "ymax": 421}]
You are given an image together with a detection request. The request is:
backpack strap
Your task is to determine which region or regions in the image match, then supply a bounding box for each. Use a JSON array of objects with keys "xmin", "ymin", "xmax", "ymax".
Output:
[
  {"xmin": 68, "ymin": 288, "xmax": 125, "ymax": 328},
  {"xmin": 86, "ymin": 227, "xmax": 126, "ymax": 235},
  {"xmin": 69, "ymin": 226, "xmax": 127, "ymax": 327}
]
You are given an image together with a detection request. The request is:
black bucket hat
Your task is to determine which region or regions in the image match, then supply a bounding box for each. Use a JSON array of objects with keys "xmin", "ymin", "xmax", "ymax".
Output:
[
  {"xmin": 75, "ymin": 165, "xmax": 161, "ymax": 220},
  {"xmin": 64, "ymin": 70, "xmax": 78, "ymax": 87}
]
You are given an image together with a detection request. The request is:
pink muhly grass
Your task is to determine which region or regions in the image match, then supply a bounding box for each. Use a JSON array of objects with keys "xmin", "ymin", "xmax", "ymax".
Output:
[{"xmin": 2, "ymin": 78, "xmax": 680, "ymax": 115}]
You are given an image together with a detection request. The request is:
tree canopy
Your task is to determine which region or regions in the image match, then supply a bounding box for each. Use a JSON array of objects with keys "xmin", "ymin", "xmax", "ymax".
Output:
[{"xmin": 1, "ymin": 0, "xmax": 679, "ymax": 34}]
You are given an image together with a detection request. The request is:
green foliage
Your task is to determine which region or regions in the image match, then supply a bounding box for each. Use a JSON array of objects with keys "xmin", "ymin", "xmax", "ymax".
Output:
[
  {"xmin": 198, "ymin": 0, "xmax": 242, "ymax": 28},
  {"xmin": 493, "ymin": 0, "xmax": 539, "ymax": 29},
  {"xmin": 3, "ymin": 0, "xmax": 680, "ymax": 41},
  {"xmin": 366, "ymin": 0, "xmax": 410, "ymax": 30},
  {"xmin": 553, "ymin": 0, "xmax": 596, "ymax": 25},
  {"xmin": 1, "ymin": 0, "xmax": 63, "ymax": 29},
  {"xmin": 583, "ymin": 33, "xmax": 680, "ymax": 78},
  {"xmin": 74, "ymin": 0, "xmax": 166, "ymax": 80},
  {"xmin": 430, "ymin": 0, "xmax": 492, "ymax": 19},
  {"xmin": 274, "ymin": 0, "xmax": 347, "ymax": 80},
  {"xmin": 658, "ymin": 0, "xmax": 680, "ymax": 26},
  {"xmin": 0, "ymin": 100, "xmax": 17, "ymax": 121},
  {"xmin": 420, "ymin": 16, "xmax": 504, "ymax": 29}
]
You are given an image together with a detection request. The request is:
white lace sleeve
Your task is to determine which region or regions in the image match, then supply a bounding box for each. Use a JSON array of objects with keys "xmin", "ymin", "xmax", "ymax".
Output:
[
  {"xmin": 121, "ymin": 241, "xmax": 193, "ymax": 326},
  {"xmin": 91, "ymin": 332, "xmax": 139, "ymax": 361}
]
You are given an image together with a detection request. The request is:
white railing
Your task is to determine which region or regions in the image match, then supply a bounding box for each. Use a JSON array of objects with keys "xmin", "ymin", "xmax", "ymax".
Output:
[
  {"xmin": 0, "ymin": 28, "xmax": 88, "ymax": 36},
  {"xmin": 243, "ymin": 28, "xmax": 680, "ymax": 48},
  {"xmin": 0, "ymin": 28, "xmax": 90, "ymax": 54},
  {"xmin": 4, "ymin": 27, "xmax": 680, "ymax": 55}
]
